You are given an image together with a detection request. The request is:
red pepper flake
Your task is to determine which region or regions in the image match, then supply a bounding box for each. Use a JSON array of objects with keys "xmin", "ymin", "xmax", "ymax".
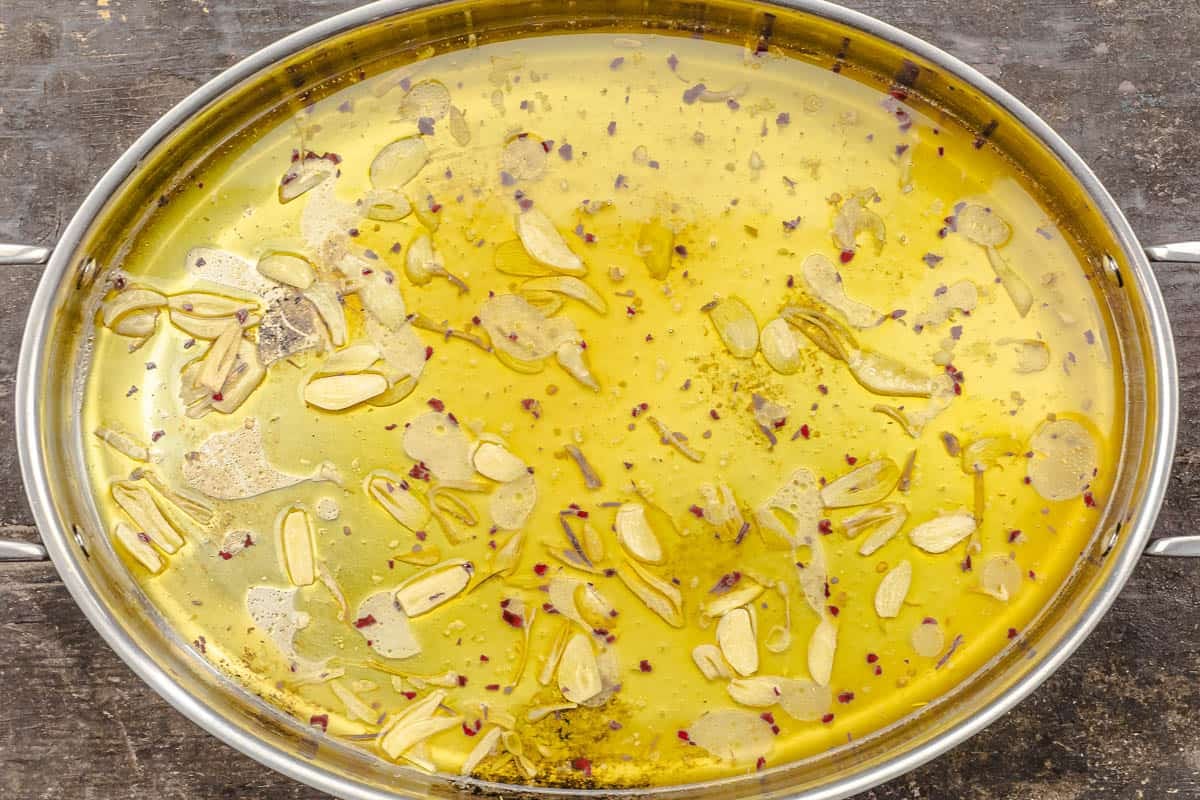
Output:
[
  {"xmin": 953, "ymin": 382, "xmax": 963, "ymax": 396},
  {"xmin": 1008, "ymin": 530, "xmax": 1021, "ymax": 543},
  {"xmin": 408, "ymin": 462, "xmax": 431, "ymax": 482},
  {"xmin": 354, "ymin": 614, "xmax": 377, "ymax": 628},
  {"xmin": 756, "ymin": 756, "xmax": 767, "ymax": 771},
  {"xmin": 1007, "ymin": 627, "xmax": 1019, "ymax": 639},
  {"xmin": 427, "ymin": 398, "xmax": 445, "ymax": 412},
  {"xmin": 457, "ymin": 674, "xmax": 468, "ymax": 686},
  {"xmin": 150, "ymin": 430, "xmax": 165, "ymax": 442},
  {"xmin": 845, "ymin": 454, "xmax": 858, "ymax": 465},
  {"xmin": 572, "ymin": 757, "xmax": 592, "ymax": 777},
  {"xmin": 415, "ymin": 530, "xmax": 427, "ymax": 541},
  {"xmin": 631, "ymin": 402, "xmax": 649, "ymax": 418},
  {"xmin": 709, "ymin": 409, "xmax": 720, "ymax": 420},
  {"xmin": 874, "ymin": 665, "xmax": 883, "ymax": 676},
  {"xmin": 462, "ymin": 722, "xmax": 478, "ymax": 737},
  {"xmin": 922, "ymin": 616, "xmax": 937, "ymax": 625},
  {"xmin": 839, "ymin": 249, "xmax": 855, "ymax": 264},
  {"xmin": 485, "ymin": 683, "xmax": 500, "ymax": 691},
  {"xmin": 817, "ymin": 519, "xmax": 833, "ymax": 535},
  {"xmin": 402, "ymin": 691, "xmax": 417, "ymax": 700},
  {"xmin": 625, "ymin": 305, "xmax": 637, "ymax": 318},
  {"xmin": 606, "ymin": 121, "xmax": 617, "ymax": 136},
  {"xmin": 533, "ymin": 563, "xmax": 548, "ymax": 576},
  {"xmin": 677, "ymin": 730, "xmax": 690, "ymax": 741},
  {"xmin": 759, "ymin": 712, "xmax": 775, "ymax": 725},
  {"xmin": 218, "ymin": 550, "xmax": 232, "ymax": 561},
  {"xmin": 309, "ymin": 714, "xmax": 329, "ymax": 732},
  {"xmin": 480, "ymin": 654, "xmax": 490, "ymax": 662},
  {"xmin": 866, "ymin": 652, "xmax": 879, "ymax": 664},
  {"xmin": 211, "ymin": 392, "xmax": 223, "ymax": 402},
  {"xmin": 821, "ymin": 713, "xmax": 835, "ymax": 724},
  {"xmin": 424, "ymin": 345, "xmax": 434, "ymax": 361},
  {"xmin": 688, "ymin": 504, "xmax": 704, "ymax": 518},
  {"xmin": 828, "ymin": 605, "xmax": 840, "ymax": 617},
  {"xmin": 961, "ymin": 554, "xmax": 973, "ymax": 572},
  {"xmin": 639, "ymin": 659, "xmax": 653, "ymax": 672},
  {"xmin": 502, "ymin": 609, "xmax": 524, "ymax": 628},
  {"xmin": 542, "ymin": 602, "xmax": 558, "ymax": 614},
  {"xmin": 818, "ymin": 384, "xmax": 828, "ymax": 395},
  {"xmin": 837, "ymin": 691, "xmax": 855, "ymax": 704},
  {"xmin": 384, "ymin": 423, "xmax": 397, "ymax": 431},
  {"xmin": 1083, "ymin": 491, "xmax": 1096, "ymax": 508},
  {"xmin": 1023, "ymin": 476, "xmax": 1033, "ymax": 485}
]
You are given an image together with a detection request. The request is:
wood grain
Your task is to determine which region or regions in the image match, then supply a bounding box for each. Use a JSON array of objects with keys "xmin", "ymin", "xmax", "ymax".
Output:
[{"xmin": 1, "ymin": 1, "xmax": 1197, "ymax": 798}]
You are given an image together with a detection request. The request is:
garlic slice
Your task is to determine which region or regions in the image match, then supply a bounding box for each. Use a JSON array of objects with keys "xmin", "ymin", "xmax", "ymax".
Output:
[
  {"xmin": 956, "ymin": 204, "xmax": 1011, "ymax": 247},
  {"xmin": 980, "ymin": 555, "xmax": 1023, "ymax": 602},
  {"xmin": 355, "ymin": 589, "xmax": 421, "ymax": 659},
  {"xmin": 369, "ymin": 137, "xmax": 429, "ymax": 189},
  {"xmin": 556, "ymin": 633, "xmax": 603, "ymax": 704},
  {"xmin": 807, "ymin": 616, "xmax": 836, "ymax": 687},
  {"xmin": 277, "ymin": 506, "xmax": 316, "ymax": 587},
  {"xmin": 257, "ymin": 252, "xmax": 315, "ymax": 290},
  {"xmin": 395, "ymin": 559, "xmax": 473, "ymax": 617},
  {"xmin": 515, "ymin": 207, "xmax": 586, "ymax": 275},
  {"xmin": 1027, "ymin": 418, "xmax": 1099, "ymax": 501},
  {"xmin": 760, "ymin": 317, "xmax": 802, "ymax": 375},
  {"xmin": 378, "ymin": 690, "xmax": 461, "ymax": 760},
  {"xmin": 637, "ymin": 220, "xmax": 675, "ymax": 279},
  {"xmin": 686, "ymin": 709, "xmax": 773, "ymax": 765},
  {"xmin": 716, "ymin": 607, "xmax": 758, "ymax": 676},
  {"xmin": 490, "ymin": 472, "xmax": 537, "ymax": 530},
  {"xmin": 874, "ymin": 560, "xmax": 911, "ymax": 618},
  {"xmin": 821, "ymin": 458, "xmax": 900, "ymax": 508},
  {"xmin": 801, "ymin": 252, "xmax": 883, "ymax": 329},
  {"xmin": 402, "ymin": 412, "xmax": 476, "ymax": 482},
  {"xmin": 617, "ymin": 559, "xmax": 683, "ymax": 627},
  {"xmin": 101, "ymin": 288, "xmax": 167, "ymax": 328},
  {"xmin": 304, "ymin": 373, "xmax": 389, "ymax": 411},
  {"xmin": 614, "ymin": 502, "xmax": 664, "ymax": 564},
  {"xmin": 908, "ymin": 511, "xmax": 977, "ymax": 553},
  {"xmin": 471, "ymin": 442, "xmax": 528, "ymax": 482},
  {"xmin": 705, "ymin": 296, "xmax": 759, "ymax": 359},
  {"xmin": 112, "ymin": 520, "xmax": 165, "ymax": 573},
  {"xmin": 318, "ymin": 343, "xmax": 381, "ymax": 375},
  {"xmin": 520, "ymin": 276, "xmax": 607, "ymax": 313},
  {"xmin": 692, "ymin": 644, "xmax": 732, "ymax": 680},
  {"xmin": 847, "ymin": 503, "xmax": 908, "ymax": 556},
  {"xmin": 112, "ymin": 481, "xmax": 184, "ymax": 554}
]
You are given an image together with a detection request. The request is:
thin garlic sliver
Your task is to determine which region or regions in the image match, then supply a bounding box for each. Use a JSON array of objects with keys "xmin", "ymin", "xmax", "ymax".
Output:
[
  {"xmin": 821, "ymin": 458, "xmax": 901, "ymax": 508},
  {"xmin": 557, "ymin": 633, "xmax": 603, "ymax": 704},
  {"xmin": 847, "ymin": 503, "xmax": 908, "ymax": 556},
  {"xmin": 112, "ymin": 482, "xmax": 184, "ymax": 554},
  {"xmin": 1027, "ymin": 418, "xmax": 1099, "ymax": 501},
  {"xmin": 112, "ymin": 520, "xmax": 164, "ymax": 573},
  {"xmin": 980, "ymin": 555, "xmax": 1023, "ymax": 602},
  {"xmin": 874, "ymin": 560, "xmax": 911, "ymax": 618},
  {"xmin": 472, "ymin": 442, "xmax": 528, "ymax": 482},
  {"xmin": 807, "ymin": 616, "xmax": 836, "ymax": 687},
  {"xmin": 617, "ymin": 558, "xmax": 683, "ymax": 627},
  {"xmin": 760, "ymin": 317, "xmax": 801, "ymax": 374},
  {"xmin": 370, "ymin": 136, "xmax": 429, "ymax": 189},
  {"xmin": 520, "ymin": 275, "xmax": 607, "ymax": 313},
  {"xmin": 304, "ymin": 373, "xmax": 388, "ymax": 411},
  {"xmin": 686, "ymin": 709, "xmax": 773, "ymax": 765},
  {"xmin": 365, "ymin": 470, "xmax": 430, "ymax": 532},
  {"xmin": 692, "ymin": 644, "xmax": 732, "ymax": 680},
  {"xmin": 908, "ymin": 511, "xmax": 977, "ymax": 553}
]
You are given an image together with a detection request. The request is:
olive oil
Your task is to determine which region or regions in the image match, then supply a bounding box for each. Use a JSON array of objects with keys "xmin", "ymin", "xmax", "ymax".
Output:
[{"xmin": 83, "ymin": 31, "xmax": 1119, "ymax": 788}]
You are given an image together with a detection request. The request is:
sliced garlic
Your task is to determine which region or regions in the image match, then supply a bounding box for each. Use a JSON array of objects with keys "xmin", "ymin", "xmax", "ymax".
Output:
[
  {"xmin": 617, "ymin": 559, "xmax": 683, "ymax": 627},
  {"xmin": 169, "ymin": 291, "xmax": 258, "ymax": 319},
  {"xmin": 94, "ymin": 425, "xmax": 151, "ymax": 462},
  {"xmin": 980, "ymin": 555, "xmax": 1023, "ymax": 602},
  {"xmin": 701, "ymin": 580, "xmax": 764, "ymax": 620},
  {"xmin": 402, "ymin": 412, "xmax": 476, "ymax": 482},
  {"xmin": 778, "ymin": 677, "xmax": 833, "ymax": 721},
  {"xmin": 330, "ymin": 680, "xmax": 378, "ymax": 724},
  {"xmin": 256, "ymin": 252, "xmax": 315, "ymax": 290},
  {"xmin": 692, "ymin": 644, "xmax": 732, "ymax": 680},
  {"xmin": 716, "ymin": 607, "xmax": 758, "ymax": 677},
  {"xmin": 760, "ymin": 317, "xmax": 802, "ymax": 374},
  {"xmin": 801, "ymin": 252, "xmax": 883, "ymax": 329},
  {"xmin": 556, "ymin": 633, "xmax": 602, "ymax": 704},
  {"xmin": 112, "ymin": 482, "xmax": 183, "ymax": 554},
  {"xmin": 111, "ymin": 310, "xmax": 158, "ymax": 339},
  {"xmin": 395, "ymin": 559, "xmax": 473, "ymax": 617},
  {"xmin": 318, "ymin": 343, "xmax": 381, "ymax": 375},
  {"xmin": 369, "ymin": 137, "xmax": 429, "ymax": 189},
  {"xmin": 459, "ymin": 726, "xmax": 503, "ymax": 776},
  {"xmin": 101, "ymin": 288, "xmax": 167, "ymax": 328},
  {"xmin": 378, "ymin": 690, "xmax": 461, "ymax": 760},
  {"xmin": 493, "ymin": 239, "xmax": 560, "ymax": 277},
  {"xmin": 821, "ymin": 458, "xmax": 901, "ymax": 508},
  {"xmin": 911, "ymin": 618, "xmax": 945, "ymax": 657},
  {"xmin": 169, "ymin": 309, "xmax": 260, "ymax": 339},
  {"xmin": 112, "ymin": 520, "xmax": 164, "ymax": 573},
  {"xmin": 1027, "ymin": 418, "xmax": 1099, "ymax": 501},
  {"xmin": 279, "ymin": 155, "xmax": 336, "ymax": 203},
  {"xmin": 515, "ymin": 207, "xmax": 585, "ymax": 275},
  {"xmin": 489, "ymin": 472, "xmax": 537, "ymax": 530},
  {"xmin": 999, "ymin": 338, "xmax": 1050, "ymax": 374},
  {"xmin": 471, "ymin": 442, "xmax": 528, "ymax": 482},
  {"xmin": 807, "ymin": 617, "xmax": 836, "ymax": 687},
  {"xmin": 277, "ymin": 506, "xmax": 316, "ymax": 587},
  {"xmin": 874, "ymin": 560, "xmax": 911, "ymax": 618},
  {"xmin": 614, "ymin": 503, "xmax": 664, "ymax": 564},
  {"xmin": 986, "ymin": 246, "xmax": 1032, "ymax": 317},
  {"xmin": 705, "ymin": 296, "xmax": 759, "ymax": 358},
  {"xmin": 908, "ymin": 511, "xmax": 977, "ymax": 553},
  {"xmin": 847, "ymin": 503, "xmax": 908, "ymax": 556},
  {"xmin": 304, "ymin": 373, "xmax": 388, "ymax": 411},
  {"xmin": 832, "ymin": 188, "xmax": 886, "ymax": 254},
  {"xmin": 957, "ymin": 204, "xmax": 1011, "ymax": 247},
  {"xmin": 726, "ymin": 676, "xmax": 783, "ymax": 707},
  {"xmin": 400, "ymin": 80, "xmax": 451, "ymax": 121},
  {"xmin": 195, "ymin": 321, "xmax": 242, "ymax": 393},
  {"xmin": 755, "ymin": 467, "xmax": 823, "ymax": 548},
  {"xmin": 520, "ymin": 275, "xmax": 607, "ymax": 313},
  {"xmin": 686, "ymin": 710, "xmax": 773, "ymax": 765},
  {"xmin": 363, "ymin": 188, "xmax": 413, "ymax": 221},
  {"xmin": 355, "ymin": 590, "xmax": 421, "ymax": 660}
]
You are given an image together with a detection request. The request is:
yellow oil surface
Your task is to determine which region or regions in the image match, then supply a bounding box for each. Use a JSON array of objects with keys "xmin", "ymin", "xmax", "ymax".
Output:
[{"xmin": 83, "ymin": 32, "xmax": 1120, "ymax": 788}]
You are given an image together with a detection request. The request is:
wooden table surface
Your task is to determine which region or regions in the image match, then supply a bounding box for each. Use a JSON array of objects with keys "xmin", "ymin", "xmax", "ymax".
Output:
[{"xmin": 1, "ymin": 1, "xmax": 1198, "ymax": 798}]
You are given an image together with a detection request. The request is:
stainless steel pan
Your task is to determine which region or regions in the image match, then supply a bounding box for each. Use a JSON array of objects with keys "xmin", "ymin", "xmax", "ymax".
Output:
[{"xmin": 2, "ymin": 0, "xmax": 1194, "ymax": 797}]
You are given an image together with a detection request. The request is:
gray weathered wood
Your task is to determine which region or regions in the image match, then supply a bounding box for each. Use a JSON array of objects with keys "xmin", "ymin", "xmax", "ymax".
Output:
[{"xmin": 1, "ymin": 1, "xmax": 1197, "ymax": 798}]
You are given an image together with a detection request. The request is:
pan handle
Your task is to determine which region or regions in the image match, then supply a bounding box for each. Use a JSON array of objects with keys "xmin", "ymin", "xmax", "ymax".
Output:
[
  {"xmin": 0, "ymin": 243, "xmax": 50, "ymax": 561},
  {"xmin": 1142, "ymin": 241, "xmax": 1197, "ymax": 556}
]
